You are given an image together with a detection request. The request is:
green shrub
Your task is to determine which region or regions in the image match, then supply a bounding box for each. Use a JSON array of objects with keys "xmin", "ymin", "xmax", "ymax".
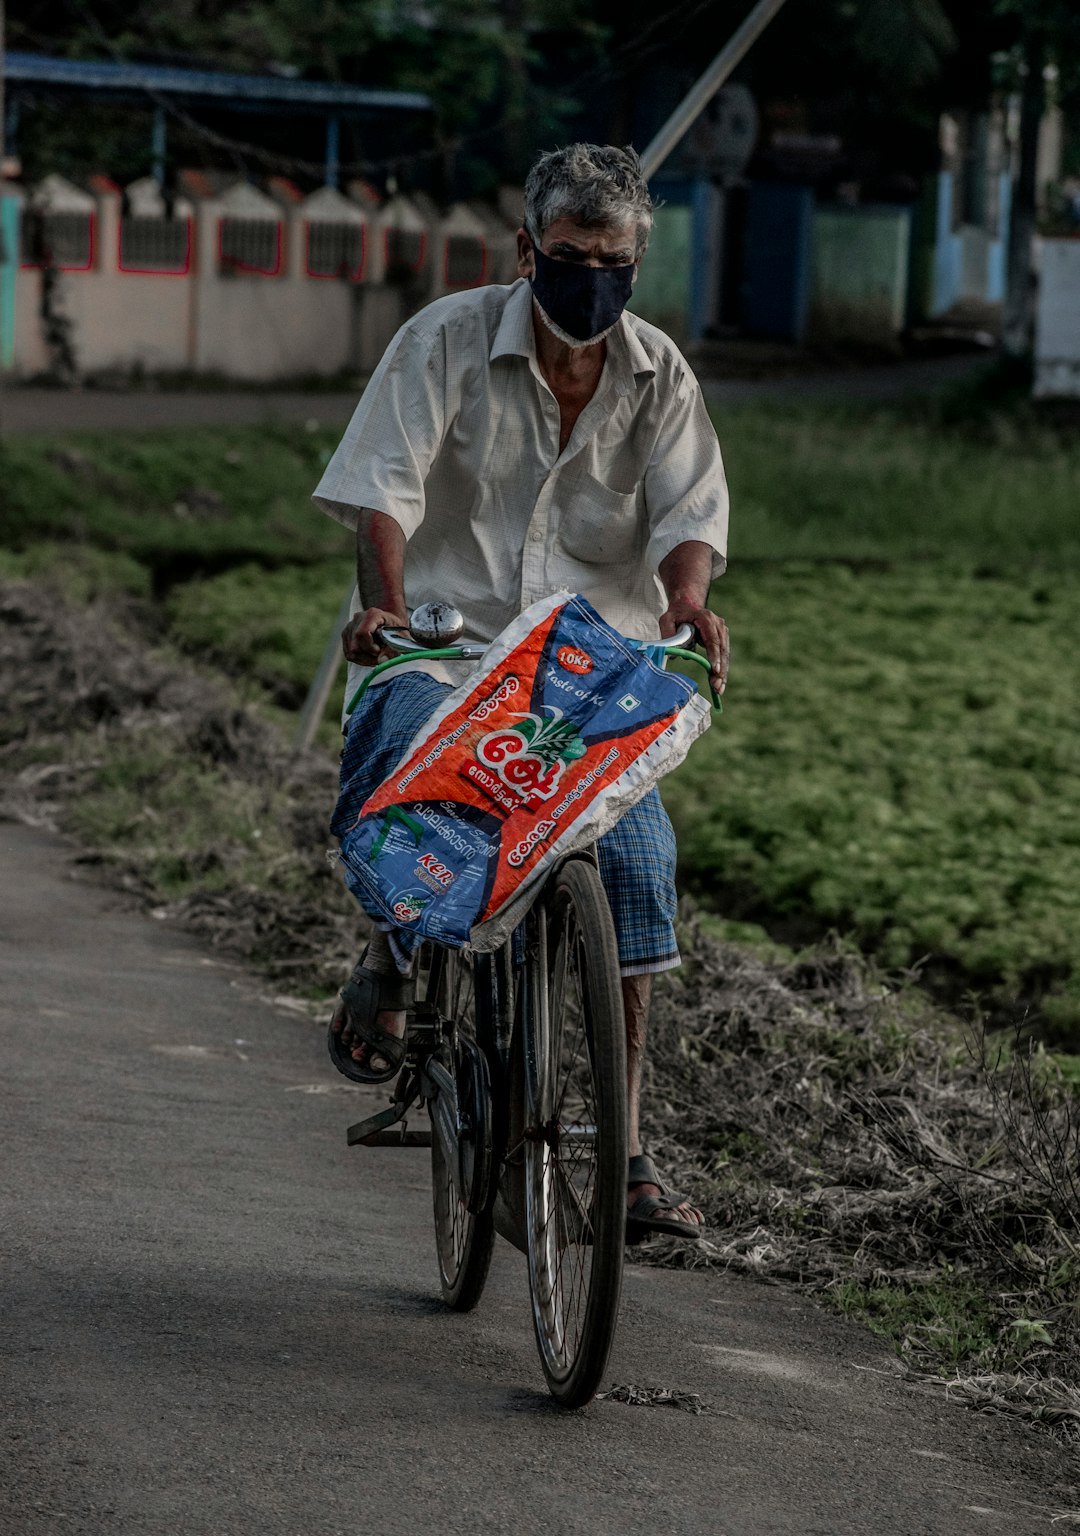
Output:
[
  {"xmin": 718, "ymin": 401, "xmax": 1080, "ymax": 571},
  {"xmin": 0, "ymin": 425, "xmax": 350, "ymax": 574},
  {"xmin": 0, "ymin": 542, "xmax": 152, "ymax": 602},
  {"xmin": 166, "ymin": 559, "xmax": 353, "ymax": 700}
]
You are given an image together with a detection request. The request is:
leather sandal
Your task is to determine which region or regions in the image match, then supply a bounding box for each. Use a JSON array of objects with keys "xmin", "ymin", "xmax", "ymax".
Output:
[
  {"xmin": 327, "ymin": 953, "xmax": 412, "ymax": 1085},
  {"xmin": 626, "ymin": 1152, "xmax": 703, "ymax": 1242}
]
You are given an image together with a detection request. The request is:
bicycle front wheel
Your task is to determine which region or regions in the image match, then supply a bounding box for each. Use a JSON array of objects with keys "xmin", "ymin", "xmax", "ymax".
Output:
[{"xmin": 523, "ymin": 856, "xmax": 628, "ymax": 1407}]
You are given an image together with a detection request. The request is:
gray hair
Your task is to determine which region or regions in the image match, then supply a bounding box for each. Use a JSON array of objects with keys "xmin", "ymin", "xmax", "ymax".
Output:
[{"xmin": 523, "ymin": 143, "xmax": 654, "ymax": 259}]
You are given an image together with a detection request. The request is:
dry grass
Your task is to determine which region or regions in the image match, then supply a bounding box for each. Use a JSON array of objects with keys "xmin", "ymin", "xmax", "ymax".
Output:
[
  {"xmin": 0, "ymin": 579, "xmax": 364, "ymax": 992},
  {"xmin": 641, "ymin": 926, "xmax": 1080, "ymax": 1437}
]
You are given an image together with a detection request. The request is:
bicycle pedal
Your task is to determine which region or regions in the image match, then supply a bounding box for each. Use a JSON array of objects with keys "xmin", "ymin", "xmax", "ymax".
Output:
[
  {"xmin": 347, "ymin": 1102, "xmax": 432, "ymax": 1148},
  {"xmin": 361, "ymin": 1126, "xmax": 432, "ymax": 1148},
  {"xmin": 346, "ymin": 1102, "xmax": 407, "ymax": 1146}
]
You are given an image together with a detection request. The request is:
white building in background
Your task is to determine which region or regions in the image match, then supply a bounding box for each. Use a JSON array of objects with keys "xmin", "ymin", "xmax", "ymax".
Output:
[
  {"xmin": 0, "ymin": 48, "xmax": 443, "ymax": 380},
  {"xmin": 0, "ymin": 171, "xmax": 513, "ymax": 383},
  {"xmin": 1035, "ymin": 240, "xmax": 1080, "ymax": 399}
]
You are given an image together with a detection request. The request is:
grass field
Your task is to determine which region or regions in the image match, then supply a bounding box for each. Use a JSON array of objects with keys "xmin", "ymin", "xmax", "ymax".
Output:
[
  {"xmin": 665, "ymin": 561, "xmax": 1080, "ymax": 1034},
  {"xmin": 2, "ymin": 376, "xmax": 1078, "ymax": 1037},
  {"xmin": 0, "ymin": 422, "xmax": 347, "ymax": 575}
]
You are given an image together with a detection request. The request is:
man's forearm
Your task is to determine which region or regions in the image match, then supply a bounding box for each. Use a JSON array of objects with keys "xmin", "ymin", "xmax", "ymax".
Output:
[
  {"xmin": 656, "ymin": 539, "xmax": 729, "ymax": 691},
  {"xmin": 357, "ymin": 508, "xmax": 407, "ymax": 613},
  {"xmin": 658, "ymin": 540, "xmax": 714, "ymax": 608}
]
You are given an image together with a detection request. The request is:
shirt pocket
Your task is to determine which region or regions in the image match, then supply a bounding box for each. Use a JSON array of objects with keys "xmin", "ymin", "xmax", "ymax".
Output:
[{"xmin": 557, "ymin": 470, "xmax": 643, "ymax": 565}]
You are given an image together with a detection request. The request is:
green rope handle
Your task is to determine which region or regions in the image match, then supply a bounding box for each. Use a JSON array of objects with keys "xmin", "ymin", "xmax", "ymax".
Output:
[
  {"xmin": 664, "ymin": 647, "xmax": 724, "ymax": 712},
  {"xmin": 346, "ymin": 642, "xmax": 723, "ymax": 716}
]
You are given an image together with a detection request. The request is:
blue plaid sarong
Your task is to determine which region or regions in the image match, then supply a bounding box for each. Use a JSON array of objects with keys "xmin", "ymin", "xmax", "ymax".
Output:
[{"xmin": 332, "ymin": 673, "xmax": 680, "ymax": 976}]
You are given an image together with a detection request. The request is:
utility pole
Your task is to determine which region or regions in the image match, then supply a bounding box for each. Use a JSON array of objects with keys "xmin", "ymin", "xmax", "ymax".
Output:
[{"xmin": 640, "ymin": 0, "xmax": 790, "ymax": 179}]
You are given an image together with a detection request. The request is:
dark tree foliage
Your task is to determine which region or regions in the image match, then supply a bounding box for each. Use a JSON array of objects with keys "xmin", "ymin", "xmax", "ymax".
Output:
[
  {"xmin": 6, "ymin": 0, "xmax": 1077, "ymax": 199},
  {"xmin": 5, "ymin": 0, "xmax": 604, "ymax": 192}
]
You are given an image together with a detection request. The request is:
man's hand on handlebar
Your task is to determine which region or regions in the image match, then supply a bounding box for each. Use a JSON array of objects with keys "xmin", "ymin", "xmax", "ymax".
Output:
[
  {"xmin": 658, "ymin": 599, "xmax": 730, "ymax": 697},
  {"xmin": 341, "ymin": 607, "xmax": 409, "ymax": 666}
]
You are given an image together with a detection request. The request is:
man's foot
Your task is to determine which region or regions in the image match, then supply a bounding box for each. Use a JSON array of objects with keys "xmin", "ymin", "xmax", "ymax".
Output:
[
  {"xmin": 326, "ymin": 934, "xmax": 410, "ymax": 1085},
  {"xmin": 626, "ymin": 1153, "xmax": 704, "ymax": 1240},
  {"xmin": 331, "ymin": 991, "xmax": 406, "ymax": 1077}
]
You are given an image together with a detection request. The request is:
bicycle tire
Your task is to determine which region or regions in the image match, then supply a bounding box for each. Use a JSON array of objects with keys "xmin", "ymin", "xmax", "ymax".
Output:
[
  {"xmin": 523, "ymin": 857, "xmax": 627, "ymax": 1407},
  {"xmin": 430, "ymin": 948, "xmax": 498, "ymax": 1312}
]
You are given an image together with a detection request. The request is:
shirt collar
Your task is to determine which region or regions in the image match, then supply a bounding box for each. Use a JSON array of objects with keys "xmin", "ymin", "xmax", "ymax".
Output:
[
  {"xmin": 607, "ymin": 311, "xmax": 656, "ymax": 395},
  {"xmin": 490, "ymin": 277, "xmax": 657, "ymax": 395},
  {"xmin": 489, "ymin": 278, "xmax": 536, "ymax": 362}
]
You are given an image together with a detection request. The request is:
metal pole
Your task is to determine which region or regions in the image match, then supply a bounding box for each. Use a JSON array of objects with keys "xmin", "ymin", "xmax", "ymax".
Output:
[
  {"xmin": 152, "ymin": 105, "xmax": 167, "ymax": 187},
  {"xmin": 639, "ymin": 0, "xmax": 790, "ymax": 179},
  {"xmin": 293, "ymin": 582, "xmax": 354, "ymax": 752},
  {"xmin": 324, "ymin": 115, "xmax": 340, "ymax": 189}
]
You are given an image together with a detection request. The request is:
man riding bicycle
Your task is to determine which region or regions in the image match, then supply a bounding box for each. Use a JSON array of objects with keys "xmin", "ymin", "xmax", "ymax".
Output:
[{"xmin": 314, "ymin": 142, "xmax": 729, "ymax": 1241}]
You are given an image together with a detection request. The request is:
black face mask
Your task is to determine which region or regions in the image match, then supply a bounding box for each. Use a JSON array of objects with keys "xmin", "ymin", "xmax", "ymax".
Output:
[{"xmin": 528, "ymin": 236, "xmax": 635, "ymax": 343}]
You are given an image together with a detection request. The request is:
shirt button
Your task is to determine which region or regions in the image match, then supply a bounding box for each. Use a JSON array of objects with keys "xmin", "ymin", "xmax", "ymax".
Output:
[{"xmin": 530, "ymin": 527, "xmax": 543, "ymax": 543}]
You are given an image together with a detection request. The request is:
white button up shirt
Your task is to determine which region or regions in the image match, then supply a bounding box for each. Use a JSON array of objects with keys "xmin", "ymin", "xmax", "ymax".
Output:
[{"xmin": 314, "ymin": 277, "xmax": 729, "ymax": 694}]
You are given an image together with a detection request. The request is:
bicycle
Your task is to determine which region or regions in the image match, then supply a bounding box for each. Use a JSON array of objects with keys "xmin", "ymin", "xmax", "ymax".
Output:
[{"xmin": 341, "ymin": 603, "xmax": 719, "ymax": 1408}]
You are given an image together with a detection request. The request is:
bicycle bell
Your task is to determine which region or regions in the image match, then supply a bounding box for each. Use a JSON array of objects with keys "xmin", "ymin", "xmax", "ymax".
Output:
[{"xmin": 409, "ymin": 601, "xmax": 465, "ymax": 646}]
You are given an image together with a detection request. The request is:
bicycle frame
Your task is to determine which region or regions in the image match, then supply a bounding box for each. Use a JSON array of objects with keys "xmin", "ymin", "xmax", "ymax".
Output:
[{"xmin": 344, "ymin": 843, "xmax": 602, "ymax": 1262}]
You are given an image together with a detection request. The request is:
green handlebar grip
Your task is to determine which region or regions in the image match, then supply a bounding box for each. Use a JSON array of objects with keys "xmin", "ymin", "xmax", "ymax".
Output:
[
  {"xmin": 664, "ymin": 647, "xmax": 723, "ymax": 713},
  {"xmin": 345, "ymin": 647, "xmax": 470, "ymax": 715}
]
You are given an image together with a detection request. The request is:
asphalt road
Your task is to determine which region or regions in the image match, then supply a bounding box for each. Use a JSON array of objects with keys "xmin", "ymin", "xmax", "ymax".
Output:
[
  {"xmin": 2, "ymin": 818, "xmax": 1076, "ymax": 1535},
  {"xmin": 0, "ymin": 355, "xmax": 990, "ymax": 437}
]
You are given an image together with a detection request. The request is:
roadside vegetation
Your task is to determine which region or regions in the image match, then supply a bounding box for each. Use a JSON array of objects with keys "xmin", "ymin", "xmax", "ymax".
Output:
[
  {"xmin": 664, "ymin": 561, "xmax": 1080, "ymax": 1040},
  {"xmin": 2, "ymin": 373, "xmax": 1079, "ymax": 1434},
  {"xmin": 647, "ymin": 926, "xmax": 1080, "ymax": 1440},
  {"xmin": 2, "ymin": 375, "xmax": 1078, "ymax": 1039}
]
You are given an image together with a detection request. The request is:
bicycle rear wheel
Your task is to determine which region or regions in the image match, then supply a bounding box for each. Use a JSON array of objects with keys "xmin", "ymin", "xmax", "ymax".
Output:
[
  {"xmin": 523, "ymin": 857, "xmax": 627, "ymax": 1407},
  {"xmin": 430, "ymin": 948, "xmax": 498, "ymax": 1311}
]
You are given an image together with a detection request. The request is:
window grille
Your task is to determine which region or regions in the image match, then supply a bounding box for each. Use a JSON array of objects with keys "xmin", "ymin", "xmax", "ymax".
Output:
[
  {"xmin": 120, "ymin": 216, "xmax": 191, "ymax": 274},
  {"xmin": 218, "ymin": 217, "xmax": 282, "ymax": 276},
  {"xmin": 445, "ymin": 234, "xmax": 487, "ymax": 289},
  {"xmin": 384, "ymin": 227, "xmax": 426, "ymax": 277},
  {"xmin": 306, "ymin": 221, "xmax": 366, "ymax": 280},
  {"xmin": 20, "ymin": 210, "xmax": 95, "ymax": 270}
]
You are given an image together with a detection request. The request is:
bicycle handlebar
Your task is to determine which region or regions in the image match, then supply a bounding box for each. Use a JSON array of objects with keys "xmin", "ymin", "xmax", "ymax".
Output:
[
  {"xmin": 348, "ymin": 614, "xmax": 719, "ymax": 717},
  {"xmin": 374, "ymin": 621, "xmax": 695, "ymax": 657},
  {"xmin": 377, "ymin": 626, "xmax": 488, "ymax": 659}
]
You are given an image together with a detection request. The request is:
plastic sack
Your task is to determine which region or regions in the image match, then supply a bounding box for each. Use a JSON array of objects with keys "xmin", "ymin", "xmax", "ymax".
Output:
[{"xmin": 336, "ymin": 592, "xmax": 710, "ymax": 951}]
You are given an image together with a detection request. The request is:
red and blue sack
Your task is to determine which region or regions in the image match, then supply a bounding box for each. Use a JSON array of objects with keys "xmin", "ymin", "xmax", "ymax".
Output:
[{"xmin": 335, "ymin": 592, "xmax": 711, "ymax": 951}]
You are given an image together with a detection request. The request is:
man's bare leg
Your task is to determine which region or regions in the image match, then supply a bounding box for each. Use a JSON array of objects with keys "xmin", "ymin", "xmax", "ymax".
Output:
[
  {"xmin": 621, "ymin": 973, "xmax": 703, "ymax": 1227},
  {"xmin": 331, "ymin": 928, "xmax": 406, "ymax": 1074}
]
